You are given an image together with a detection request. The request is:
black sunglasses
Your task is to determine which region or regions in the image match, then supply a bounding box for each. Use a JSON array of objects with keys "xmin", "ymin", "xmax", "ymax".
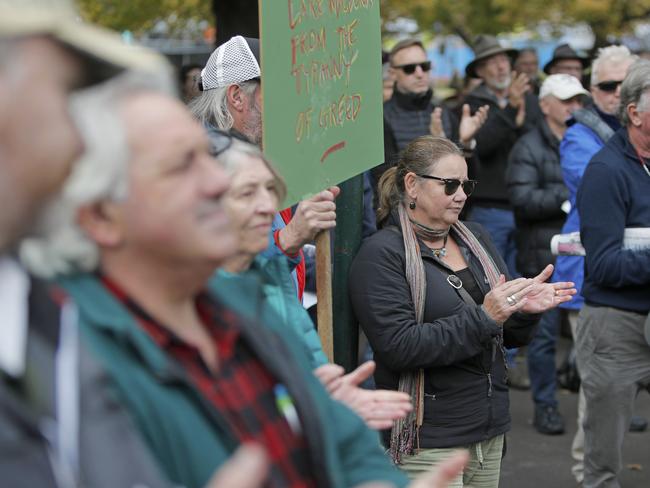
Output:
[
  {"xmin": 417, "ymin": 174, "xmax": 478, "ymax": 196},
  {"xmin": 596, "ymin": 80, "xmax": 623, "ymax": 93},
  {"xmin": 393, "ymin": 61, "xmax": 432, "ymax": 74}
]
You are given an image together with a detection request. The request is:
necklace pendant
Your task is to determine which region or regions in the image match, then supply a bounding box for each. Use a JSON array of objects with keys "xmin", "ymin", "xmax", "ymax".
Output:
[{"xmin": 433, "ymin": 247, "xmax": 447, "ymax": 258}]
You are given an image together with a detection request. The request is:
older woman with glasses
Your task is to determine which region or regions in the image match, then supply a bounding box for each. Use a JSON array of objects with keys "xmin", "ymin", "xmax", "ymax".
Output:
[
  {"xmin": 349, "ymin": 136, "xmax": 576, "ymax": 487},
  {"xmin": 207, "ymin": 129, "xmax": 413, "ymax": 431}
]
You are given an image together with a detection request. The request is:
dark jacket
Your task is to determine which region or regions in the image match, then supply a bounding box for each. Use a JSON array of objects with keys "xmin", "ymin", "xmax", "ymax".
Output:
[
  {"xmin": 465, "ymin": 83, "xmax": 543, "ymax": 208},
  {"xmin": 0, "ymin": 277, "xmax": 170, "ymax": 488},
  {"xmin": 349, "ymin": 218, "xmax": 539, "ymax": 448},
  {"xmin": 373, "ymin": 88, "xmax": 459, "ymax": 188},
  {"xmin": 577, "ymin": 128, "xmax": 650, "ymax": 313},
  {"xmin": 59, "ymin": 273, "xmax": 408, "ymax": 488},
  {"xmin": 506, "ymin": 119, "xmax": 569, "ymax": 277}
]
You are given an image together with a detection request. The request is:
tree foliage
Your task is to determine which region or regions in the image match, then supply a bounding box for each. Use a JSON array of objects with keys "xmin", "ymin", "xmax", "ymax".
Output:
[
  {"xmin": 77, "ymin": 0, "xmax": 212, "ymax": 35},
  {"xmin": 381, "ymin": 0, "xmax": 650, "ymax": 47}
]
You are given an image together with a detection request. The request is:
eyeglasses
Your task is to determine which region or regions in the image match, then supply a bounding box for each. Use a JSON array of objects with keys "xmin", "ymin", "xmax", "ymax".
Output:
[
  {"xmin": 393, "ymin": 61, "xmax": 432, "ymax": 74},
  {"xmin": 595, "ymin": 80, "xmax": 623, "ymax": 93},
  {"xmin": 207, "ymin": 129, "xmax": 251, "ymax": 158},
  {"xmin": 417, "ymin": 174, "xmax": 478, "ymax": 196}
]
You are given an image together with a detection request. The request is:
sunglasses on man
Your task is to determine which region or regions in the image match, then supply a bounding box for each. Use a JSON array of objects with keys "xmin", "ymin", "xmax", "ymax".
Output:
[
  {"xmin": 417, "ymin": 174, "xmax": 478, "ymax": 196},
  {"xmin": 595, "ymin": 79, "xmax": 623, "ymax": 93},
  {"xmin": 392, "ymin": 61, "xmax": 432, "ymax": 74}
]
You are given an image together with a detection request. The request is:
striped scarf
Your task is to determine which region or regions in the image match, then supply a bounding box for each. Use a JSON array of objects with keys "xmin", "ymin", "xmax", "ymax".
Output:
[{"xmin": 390, "ymin": 205, "xmax": 502, "ymax": 464}]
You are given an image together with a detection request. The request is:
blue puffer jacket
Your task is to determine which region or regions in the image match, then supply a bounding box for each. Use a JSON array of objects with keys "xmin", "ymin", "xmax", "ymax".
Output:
[
  {"xmin": 211, "ymin": 255, "xmax": 328, "ymax": 369},
  {"xmin": 552, "ymin": 122, "xmax": 604, "ymax": 310}
]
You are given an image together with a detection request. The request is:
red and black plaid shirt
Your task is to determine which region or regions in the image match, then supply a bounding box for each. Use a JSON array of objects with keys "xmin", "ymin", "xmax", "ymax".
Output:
[{"xmin": 100, "ymin": 274, "xmax": 316, "ymax": 488}]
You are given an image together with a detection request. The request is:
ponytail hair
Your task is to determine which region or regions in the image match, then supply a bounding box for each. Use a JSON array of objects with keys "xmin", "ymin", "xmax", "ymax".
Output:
[
  {"xmin": 376, "ymin": 166, "xmax": 400, "ymax": 225},
  {"xmin": 376, "ymin": 136, "xmax": 462, "ymax": 226}
]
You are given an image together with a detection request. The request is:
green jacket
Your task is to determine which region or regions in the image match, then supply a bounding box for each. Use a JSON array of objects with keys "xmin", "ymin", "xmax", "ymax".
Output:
[
  {"xmin": 212, "ymin": 255, "xmax": 328, "ymax": 369},
  {"xmin": 59, "ymin": 273, "xmax": 407, "ymax": 488}
]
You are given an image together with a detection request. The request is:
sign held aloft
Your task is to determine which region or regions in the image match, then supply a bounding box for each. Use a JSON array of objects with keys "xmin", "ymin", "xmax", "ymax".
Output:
[{"xmin": 260, "ymin": 0, "xmax": 383, "ymax": 206}]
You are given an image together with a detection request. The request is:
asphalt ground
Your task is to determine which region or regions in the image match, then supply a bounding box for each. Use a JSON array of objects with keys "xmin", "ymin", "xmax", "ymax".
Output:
[{"xmin": 500, "ymin": 337, "xmax": 650, "ymax": 488}]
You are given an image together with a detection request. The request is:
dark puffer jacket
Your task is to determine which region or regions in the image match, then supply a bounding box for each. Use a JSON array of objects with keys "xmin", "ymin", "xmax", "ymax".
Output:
[
  {"xmin": 372, "ymin": 88, "xmax": 458, "ymax": 189},
  {"xmin": 465, "ymin": 83, "xmax": 543, "ymax": 209},
  {"xmin": 506, "ymin": 119, "xmax": 569, "ymax": 277},
  {"xmin": 349, "ymin": 217, "xmax": 539, "ymax": 448}
]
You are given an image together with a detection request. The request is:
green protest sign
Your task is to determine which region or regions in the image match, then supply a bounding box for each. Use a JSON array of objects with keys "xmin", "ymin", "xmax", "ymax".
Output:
[{"xmin": 260, "ymin": 0, "xmax": 383, "ymax": 207}]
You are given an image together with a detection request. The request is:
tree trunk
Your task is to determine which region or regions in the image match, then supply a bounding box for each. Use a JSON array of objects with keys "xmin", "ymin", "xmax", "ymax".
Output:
[{"xmin": 213, "ymin": 0, "xmax": 259, "ymax": 46}]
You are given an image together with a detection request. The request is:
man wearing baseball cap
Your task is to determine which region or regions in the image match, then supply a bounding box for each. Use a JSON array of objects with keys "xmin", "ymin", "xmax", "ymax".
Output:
[
  {"xmin": 190, "ymin": 35, "xmax": 337, "ymax": 308},
  {"xmin": 506, "ymin": 74, "xmax": 588, "ymax": 436},
  {"xmin": 0, "ymin": 1, "xmax": 176, "ymax": 486}
]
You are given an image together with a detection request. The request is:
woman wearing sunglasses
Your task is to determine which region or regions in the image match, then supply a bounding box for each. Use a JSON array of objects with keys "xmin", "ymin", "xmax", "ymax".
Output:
[{"xmin": 349, "ymin": 136, "xmax": 576, "ymax": 487}]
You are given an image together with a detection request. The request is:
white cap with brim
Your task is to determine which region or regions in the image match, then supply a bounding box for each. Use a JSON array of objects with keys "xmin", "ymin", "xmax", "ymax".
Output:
[
  {"xmin": 0, "ymin": 0, "xmax": 169, "ymax": 86},
  {"xmin": 539, "ymin": 74, "xmax": 590, "ymax": 100}
]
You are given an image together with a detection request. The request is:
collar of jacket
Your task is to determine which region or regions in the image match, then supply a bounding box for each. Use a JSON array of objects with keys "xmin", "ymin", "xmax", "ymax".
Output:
[
  {"xmin": 616, "ymin": 126, "xmax": 646, "ymax": 164},
  {"xmin": 594, "ymin": 105, "xmax": 621, "ymax": 132},
  {"xmin": 208, "ymin": 271, "xmax": 333, "ymax": 488},
  {"xmin": 566, "ymin": 103, "xmax": 618, "ymax": 131},
  {"xmin": 467, "ymin": 82, "xmax": 502, "ymax": 105},
  {"xmin": 539, "ymin": 118, "xmax": 560, "ymax": 150},
  {"xmin": 58, "ymin": 273, "xmax": 181, "ymax": 380},
  {"xmin": 60, "ymin": 272, "xmax": 333, "ymax": 487},
  {"xmin": 391, "ymin": 86, "xmax": 434, "ymax": 111}
]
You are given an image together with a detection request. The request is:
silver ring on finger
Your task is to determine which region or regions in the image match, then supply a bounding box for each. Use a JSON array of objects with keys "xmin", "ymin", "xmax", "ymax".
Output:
[{"xmin": 506, "ymin": 294, "xmax": 517, "ymax": 306}]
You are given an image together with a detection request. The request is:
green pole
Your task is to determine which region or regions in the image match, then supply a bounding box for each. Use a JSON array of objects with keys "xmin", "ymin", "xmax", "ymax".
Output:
[{"xmin": 332, "ymin": 173, "xmax": 364, "ymax": 372}]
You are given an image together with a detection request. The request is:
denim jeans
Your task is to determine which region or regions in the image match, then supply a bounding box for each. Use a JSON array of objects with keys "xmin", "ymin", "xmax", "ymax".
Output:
[
  {"xmin": 528, "ymin": 307, "xmax": 561, "ymax": 408},
  {"xmin": 468, "ymin": 206, "xmax": 519, "ymax": 278}
]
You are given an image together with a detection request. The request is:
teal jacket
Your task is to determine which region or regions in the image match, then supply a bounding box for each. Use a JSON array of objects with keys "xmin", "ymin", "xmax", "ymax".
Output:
[
  {"xmin": 212, "ymin": 255, "xmax": 328, "ymax": 369},
  {"xmin": 59, "ymin": 273, "xmax": 407, "ymax": 488}
]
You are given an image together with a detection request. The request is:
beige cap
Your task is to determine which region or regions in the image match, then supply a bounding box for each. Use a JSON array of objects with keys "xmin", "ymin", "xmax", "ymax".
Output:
[
  {"xmin": 540, "ymin": 74, "xmax": 590, "ymax": 100},
  {"xmin": 0, "ymin": 0, "xmax": 169, "ymax": 85}
]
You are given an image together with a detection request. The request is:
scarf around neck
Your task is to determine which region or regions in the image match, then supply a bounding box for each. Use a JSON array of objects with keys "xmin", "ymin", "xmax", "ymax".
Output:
[{"xmin": 390, "ymin": 205, "xmax": 502, "ymax": 463}]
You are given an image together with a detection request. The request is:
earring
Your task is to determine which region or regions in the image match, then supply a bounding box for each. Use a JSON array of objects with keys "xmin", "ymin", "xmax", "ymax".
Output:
[{"xmin": 409, "ymin": 201, "xmax": 416, "ymax": 210}]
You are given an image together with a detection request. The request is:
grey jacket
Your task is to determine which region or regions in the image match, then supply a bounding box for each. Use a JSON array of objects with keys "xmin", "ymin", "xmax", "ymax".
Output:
[{"xmin": 0, "ymin": 277, "xmax": 172, "ymax": 488}]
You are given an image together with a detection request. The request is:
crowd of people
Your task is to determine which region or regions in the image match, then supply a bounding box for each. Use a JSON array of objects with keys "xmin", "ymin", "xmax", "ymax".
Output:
[{"xmin": 2, "ymin": 1, "xmax": 650, "ymax": 488}]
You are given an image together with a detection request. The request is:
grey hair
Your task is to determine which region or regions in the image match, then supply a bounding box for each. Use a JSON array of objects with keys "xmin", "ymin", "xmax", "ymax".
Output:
[
  {"xmin": 189, "ymin": 80, "xmax": 258, "ymax": 130},
  {"xmin": 19, "ymin": 70, "xmax": 175, "ymax": 278},
  {"xmin": 590, "ymin": 45, "xmax": 637, "ymax": 86},
  {"xmin": 619, "ymin": 59, "xmax": 650, "ymax": 126},
  {"xmin": 216, "ymin": 137, "xmax": 287, "ymax": 203}
]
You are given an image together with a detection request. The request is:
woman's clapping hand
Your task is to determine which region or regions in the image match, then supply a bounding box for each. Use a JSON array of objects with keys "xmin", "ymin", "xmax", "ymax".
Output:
[
  {"xmin": 518, "ymin": 264, "xmax": 576, "ymax": 314},
  {"xmin": 482, "ymin": 276, "xmax": 534, "ymax": 324},
  {"xmin": 482, "ymin": 265, "xmax": 576, "ymax": 324}
]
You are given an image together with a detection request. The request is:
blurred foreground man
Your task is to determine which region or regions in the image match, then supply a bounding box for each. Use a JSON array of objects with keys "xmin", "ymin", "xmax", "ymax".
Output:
[
  {"xmin": 575, "ymin": 59, "xmax": 650, "ymax": 488},
  {"xmin": 0, "ymin": 1, "xmax": 178, "ymax": 486},
  {"xmin": 0, "ymin": 2, "xmax": 273, "ymax": 487}
]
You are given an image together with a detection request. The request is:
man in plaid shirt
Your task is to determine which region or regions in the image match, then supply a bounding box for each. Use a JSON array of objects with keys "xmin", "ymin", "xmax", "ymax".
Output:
[{"xmin": 19, "ymin": 72, "xmax": 424, "ymax": 487}]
